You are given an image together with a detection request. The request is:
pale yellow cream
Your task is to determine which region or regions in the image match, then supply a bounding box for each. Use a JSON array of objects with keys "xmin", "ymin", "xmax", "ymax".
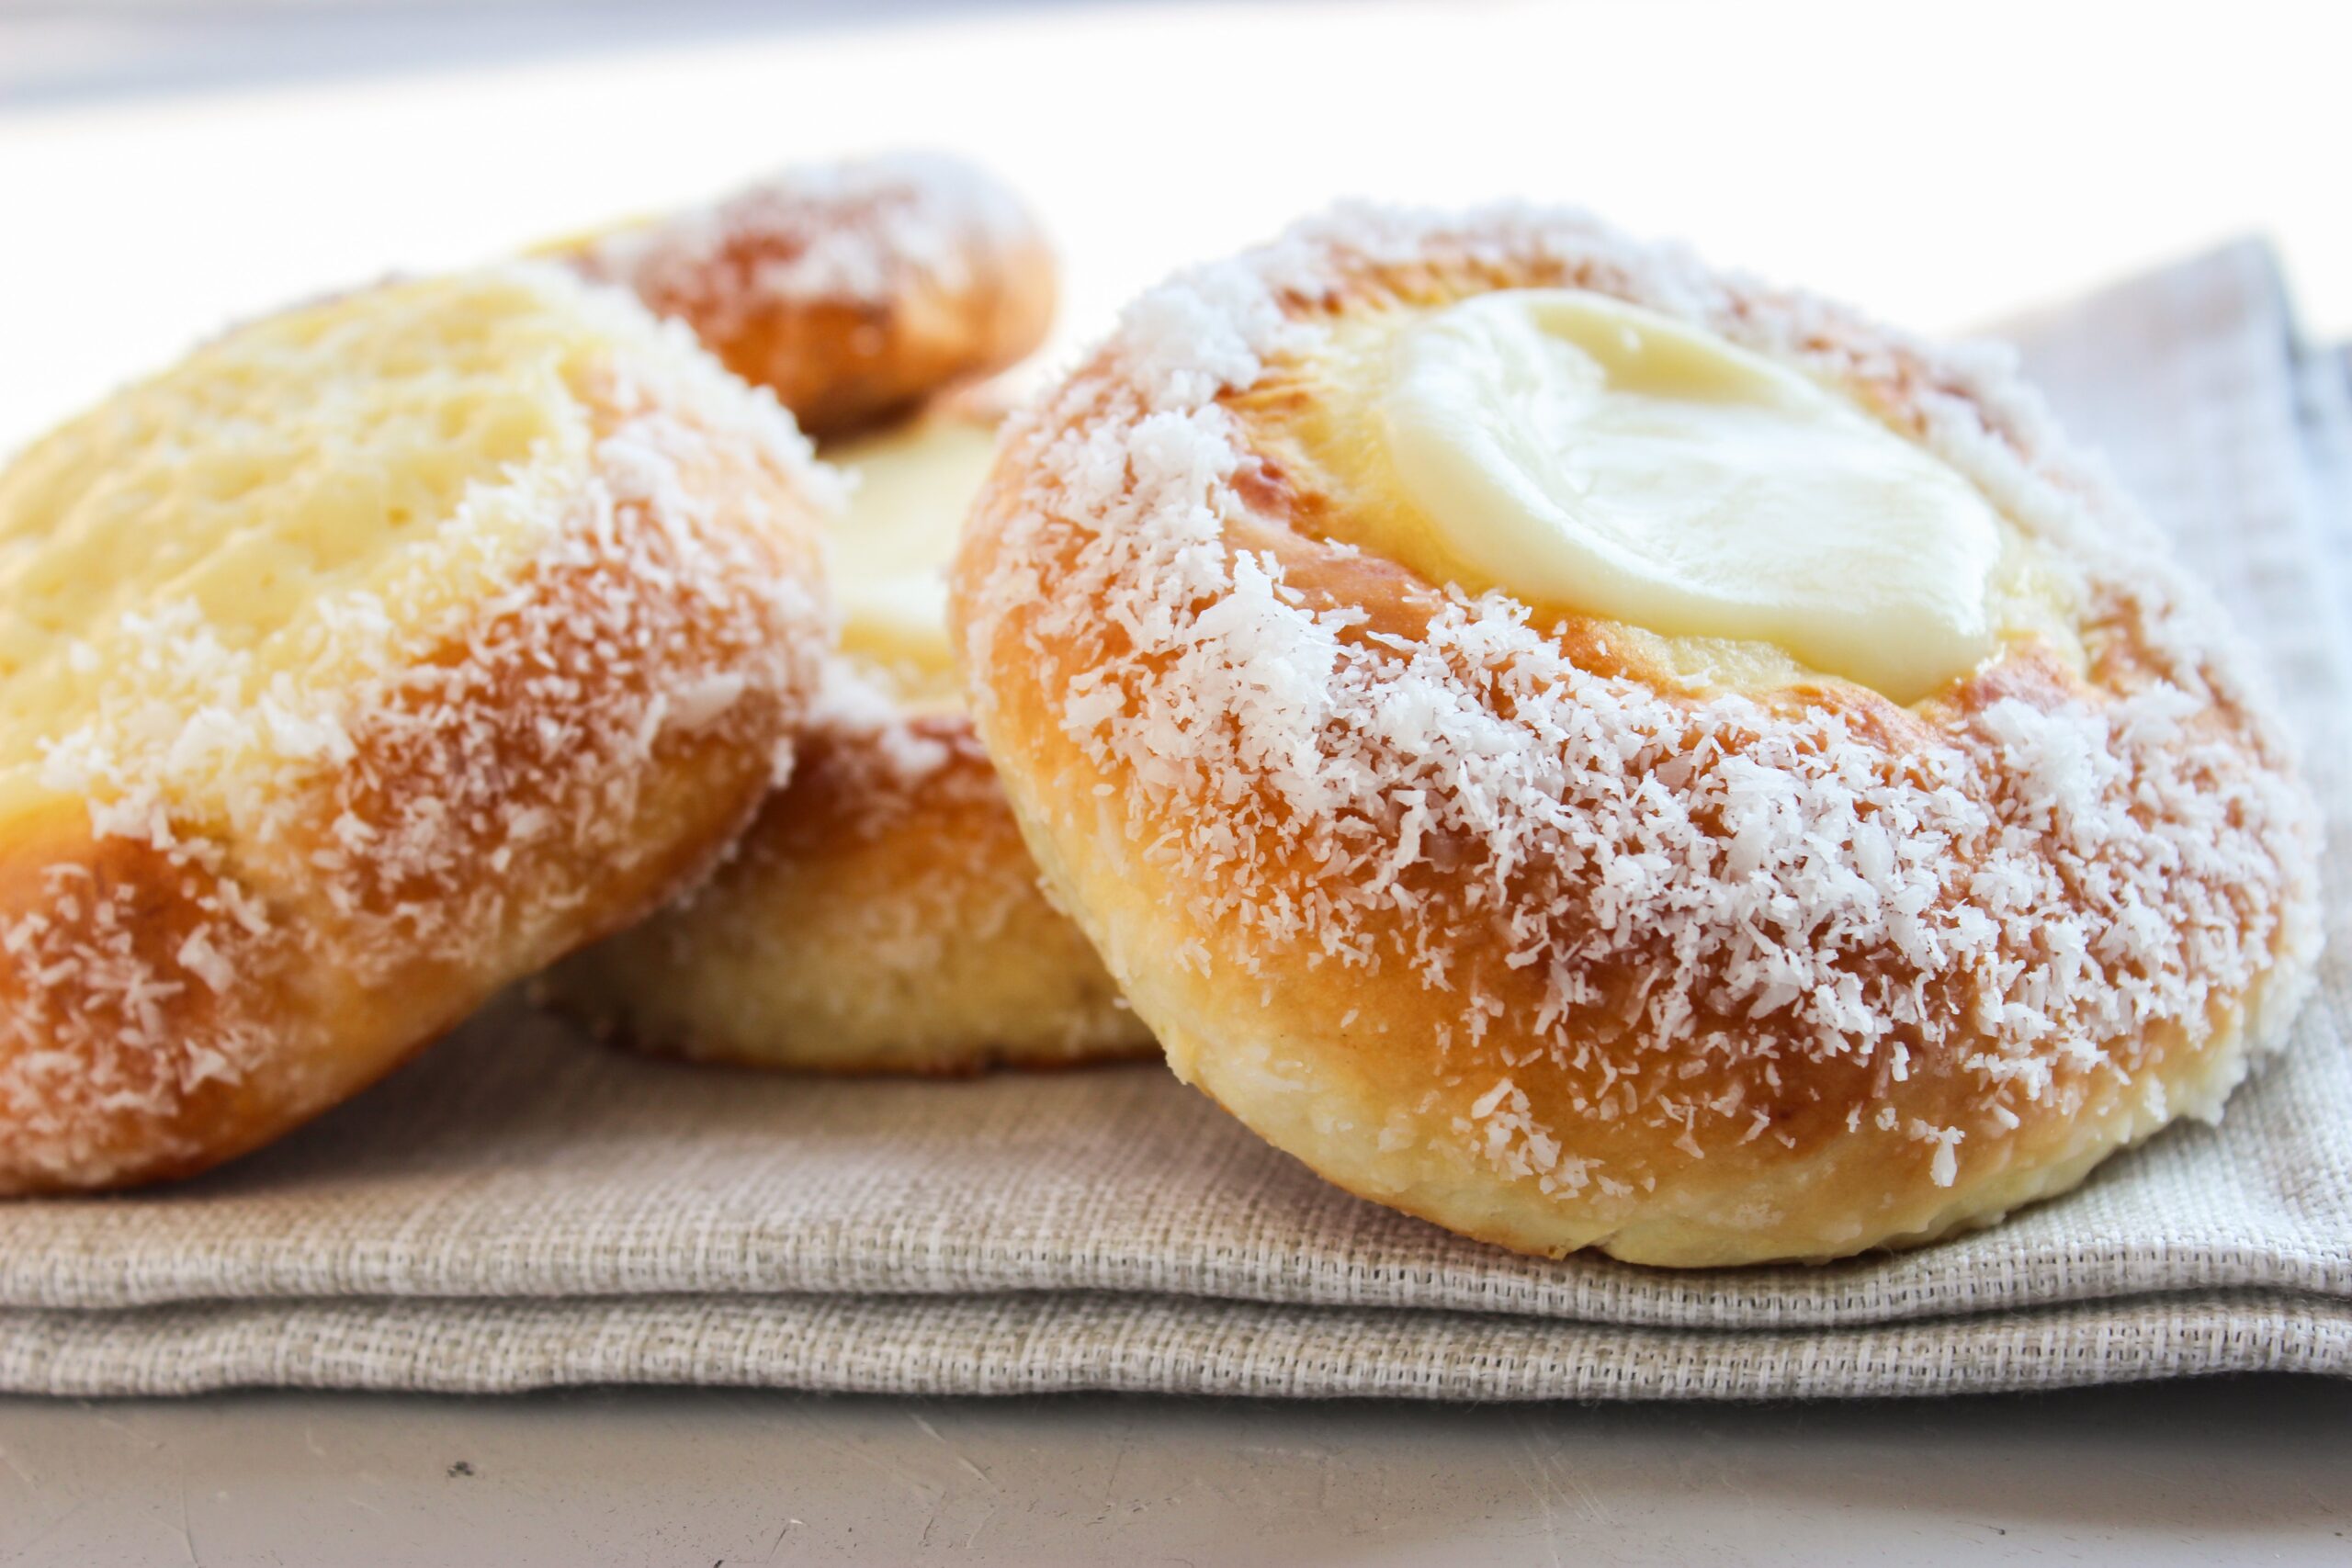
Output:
[
  {"xmin": 821, "ymin": 414, "xmax": 1000, "ymax": 706},
  {"xmin": 1376, "ymin": 289, "xmax": 2007, "ymax": 702}
]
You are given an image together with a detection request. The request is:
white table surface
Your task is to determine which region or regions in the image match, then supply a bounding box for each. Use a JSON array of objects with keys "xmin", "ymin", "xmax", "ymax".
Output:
[
  {"xmin": 3, "ymin": 5, "xmax": 2349, "ymax": 1562},
  {"xmin": 1, "ymin": 1379, "xmax": 2348, "ymax": 1564}
]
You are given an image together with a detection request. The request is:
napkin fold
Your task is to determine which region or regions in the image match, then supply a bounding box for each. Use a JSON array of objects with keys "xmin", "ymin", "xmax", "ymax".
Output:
[{"xmin": 4, "ymin": 243, "xmax": 2346, "ymax": 1399}]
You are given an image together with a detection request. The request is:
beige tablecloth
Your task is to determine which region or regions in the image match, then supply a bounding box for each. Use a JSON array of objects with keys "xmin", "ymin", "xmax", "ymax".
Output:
[{"xmin": 3, "ymin": 243, "xmax": 2346, "ymax": 1399}]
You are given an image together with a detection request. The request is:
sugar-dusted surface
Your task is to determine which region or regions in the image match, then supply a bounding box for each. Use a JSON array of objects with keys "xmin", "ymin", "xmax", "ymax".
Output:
[{"xmin": 956, "ymin": 210, "xmax": 2323, "ymax": 1262}]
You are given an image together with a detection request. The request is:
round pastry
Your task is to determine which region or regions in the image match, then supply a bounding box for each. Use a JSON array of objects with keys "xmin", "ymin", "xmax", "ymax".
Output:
[
  {"xmin": 557, "ymin": 152, "xmax": 1057, "ymax": 441},
  {"xmin": 545, "ymin": 405, "xmax": 1154, "ymax": 1073},
  {"xmin": 951, "ymin": 205, "xmax": 2323, "ymax": 1267},
  {"xmin": 0, "ymin": 264, "xmax": 834, "ymax": 1192}
]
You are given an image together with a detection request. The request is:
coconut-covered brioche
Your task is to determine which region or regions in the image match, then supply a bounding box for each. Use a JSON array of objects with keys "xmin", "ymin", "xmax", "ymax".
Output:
[
  {"xmin": 546, "ymin": 410, "xmax": 1152, "ymax": 1073},
  {"xmin": 951, "ymin": 204, "xmax": 2323, "ymax": 1266},
  {"xmin": 0, "ymin": 264, "xmax": 834, "ymax": 1191},
  {"xmin": 557, "ymin": 152, "xmax": 1057, "ymax": 440},
  {"xmin": 542, "ymin": 157, "xmax": 1144, "ymax": 1075}
]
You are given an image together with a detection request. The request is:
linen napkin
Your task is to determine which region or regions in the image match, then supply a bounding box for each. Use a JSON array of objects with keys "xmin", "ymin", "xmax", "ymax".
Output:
[{"xmin": 2, "ymin": 242, "xmax": 2345, "ymax": 1399}]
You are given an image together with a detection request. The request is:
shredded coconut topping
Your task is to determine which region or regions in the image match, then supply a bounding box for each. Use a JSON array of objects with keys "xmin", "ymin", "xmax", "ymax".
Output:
[
  {"xmin": 573, "ymin": 152, "xmax": 1042, "ymax": 337},
  {"xmin": 796, "ymin": 656, "xmax": 966, "ymax": 815},
  {"xmin": 0, "ymin": 266, "xmax": 831, "ymax": 1187},
  {"xmin": 963, "ymin": 203, "xmax": 2323, "ymax": 1202}
]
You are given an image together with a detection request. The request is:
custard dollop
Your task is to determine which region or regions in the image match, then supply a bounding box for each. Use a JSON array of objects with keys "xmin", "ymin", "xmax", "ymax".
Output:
[
  {"xmin": 822, "ymin": 413, "xmax": 1000, "ymax": 707},
  {"xmin": 1375, "ymin": 289, "xmax": 2007, "ymax": 702}
]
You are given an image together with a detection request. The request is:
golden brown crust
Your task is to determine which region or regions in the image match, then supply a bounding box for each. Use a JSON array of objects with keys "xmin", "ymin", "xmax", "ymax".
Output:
[
  {"xmin": 953, "ymin": 206, "xmax": 2323, "ymax": 1266},
  {"xmin": 546, "ymin": 708, "xmax": 1154, "ymax": 1075},
  {"xmin": 544, "ymin": 174, "xmax": 1139, "ymax": 1073},
  {"xmin": 562, "ymin": 152, "xmax": 1057, "ymax": 440},
  {"xmin": 0, "ymin": 800, "xmax": 302, "ymax": 1187},
  {"xmin": 0, "ymin": 270, "xmax": 832, "ymax": 1192}
]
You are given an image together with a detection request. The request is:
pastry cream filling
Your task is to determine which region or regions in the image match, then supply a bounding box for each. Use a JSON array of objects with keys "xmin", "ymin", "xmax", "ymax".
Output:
[
  {"xmin": 821, "ymin": 414, "xmax": 999, "ymax": 706},
  {"xmin": 1377, "ymin": 289, "xmax": 2007, "ymax": 702}
]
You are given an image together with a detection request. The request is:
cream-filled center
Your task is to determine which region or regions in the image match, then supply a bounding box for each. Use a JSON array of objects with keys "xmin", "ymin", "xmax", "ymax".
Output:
[
  {"xmin": 821, "ymin": 413, "xmax": 1000, "ymax": 706},
  {"xmin": 1376, "ymin": 289, "xmax": 2007, "ymax": 701}
]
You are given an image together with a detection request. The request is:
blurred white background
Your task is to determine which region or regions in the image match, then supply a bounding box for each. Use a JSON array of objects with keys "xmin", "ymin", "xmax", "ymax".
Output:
[{"xmin": 2, "ymin": 0, "xmax": 2346, "ymax": 451}]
